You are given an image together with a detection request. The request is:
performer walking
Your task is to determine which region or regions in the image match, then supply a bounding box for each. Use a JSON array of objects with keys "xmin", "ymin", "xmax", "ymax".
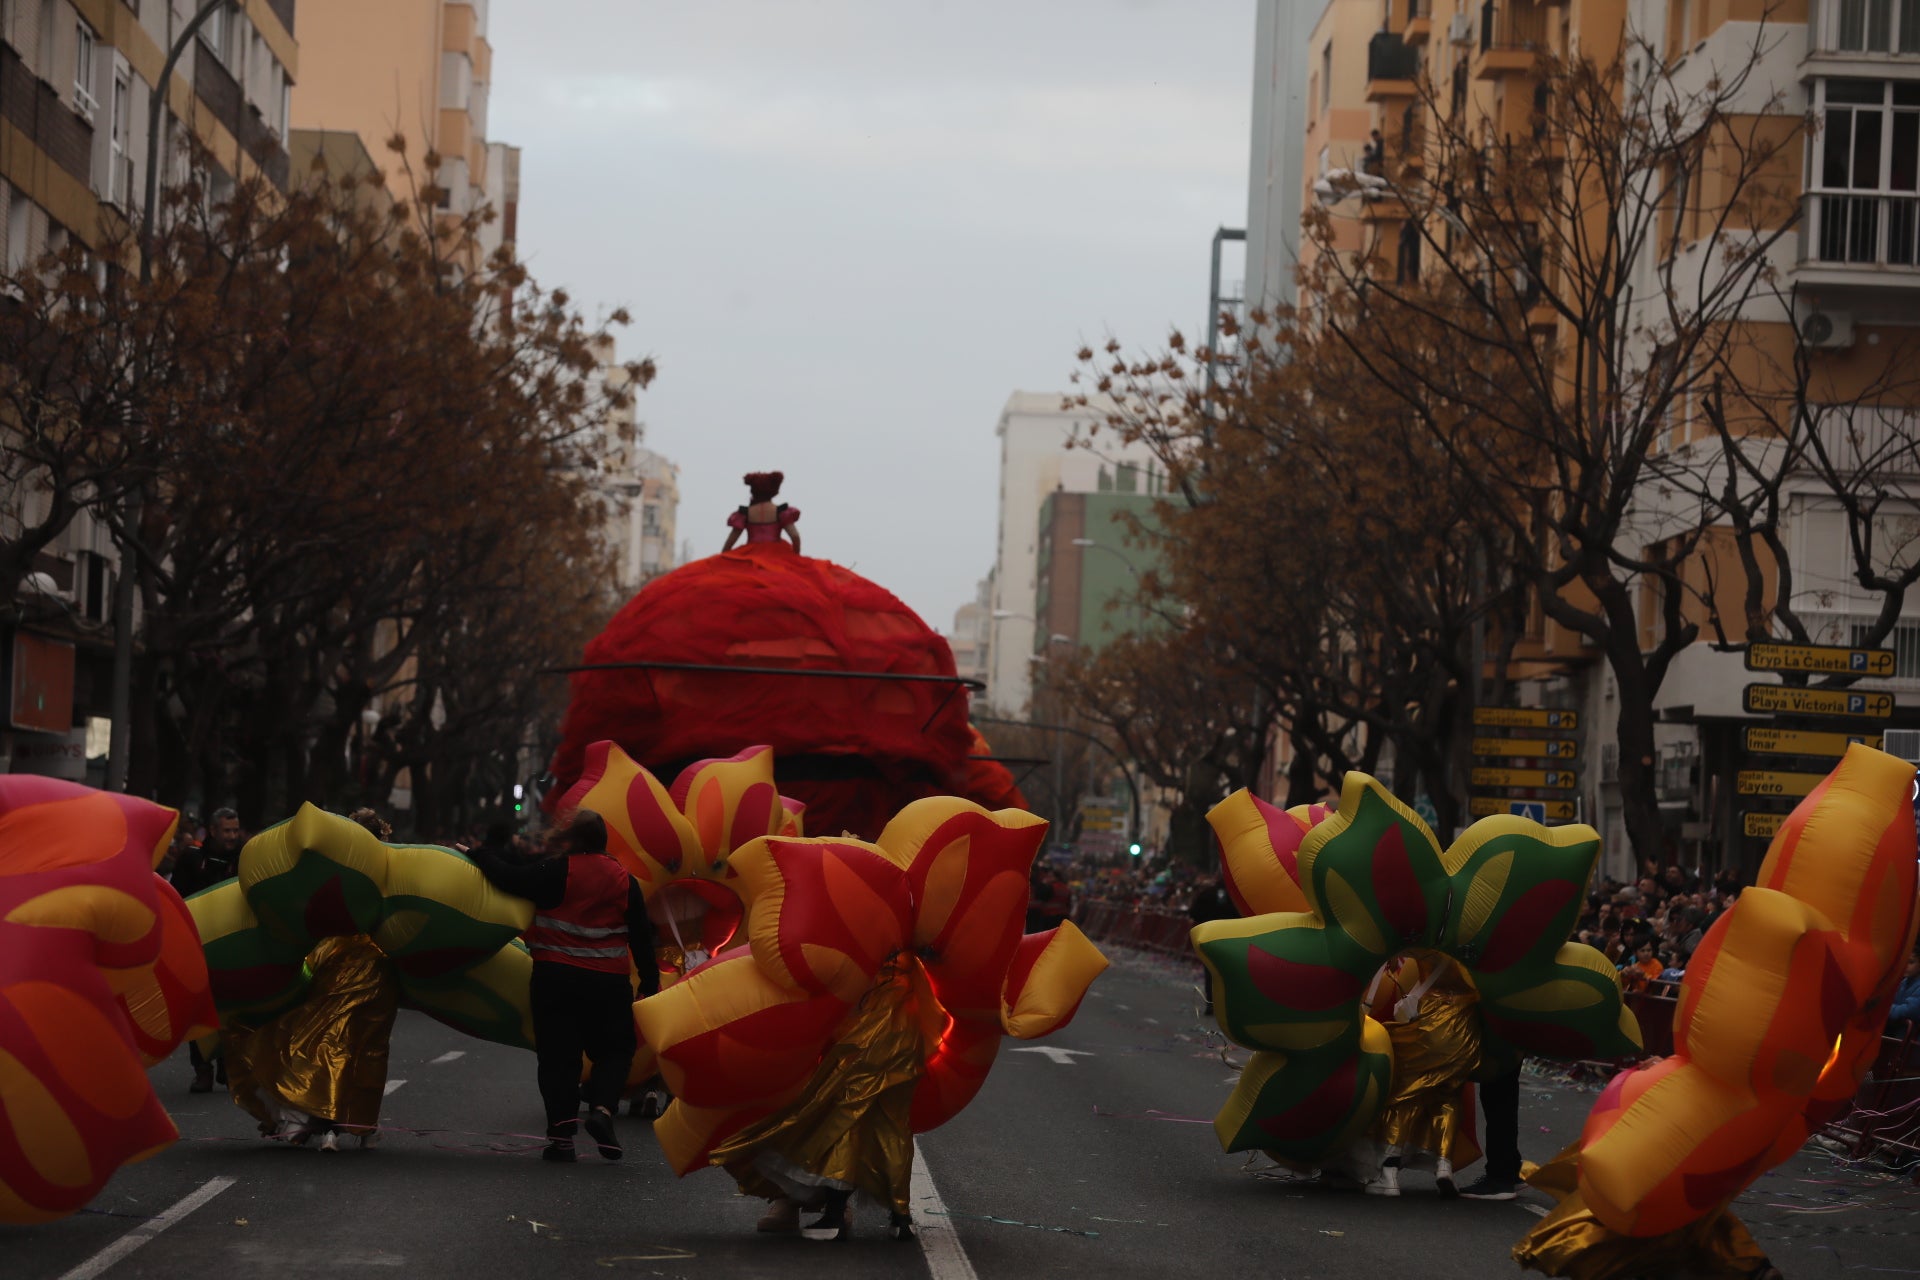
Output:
[{"xmin": 469, "ymin": 810, "xmax": 658, "ymax": 1162}]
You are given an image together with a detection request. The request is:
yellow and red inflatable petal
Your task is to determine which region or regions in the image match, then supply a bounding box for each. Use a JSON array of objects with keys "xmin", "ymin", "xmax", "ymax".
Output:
[
  {"xmin": 668, "ymin": 746, "xmax": 792, "ymax": 866},
  {"xmin": 1002, "ymin": 921, "xmax": 1108, "ymax": 1040},
  {"xmin": 732, "ymin": 835, "xmax": 912, "ymax": 1003},
  {"xmin": 1209, "ymin": 791, "xmax": 1320, "ymax": 917},
  {"xmin": 556, "ymin": 739, "xmax": 700, "ymax": 887},
  {"xmin": 1541, "ymin": 744, "xmax": 1920, "ymax": 1249},
  {"xmin": 0, "ymin": 777, "xmax": 208, "ymax": 1223},
  {"xmin": 909, "ymin": 1014, "xmax": 1002, "ymax": 1132}
]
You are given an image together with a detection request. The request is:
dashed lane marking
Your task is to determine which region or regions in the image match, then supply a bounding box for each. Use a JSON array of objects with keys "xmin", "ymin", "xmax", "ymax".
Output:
[
  {"xmin": 430, "ymin": 1051, "xmax": 465, "ymax": 1065},
  {"xmin": 58, "ymin": 1176, "xmax": 236, "ymax": 1280},
  {"xmin": 384, "ymin": 1079, "xmax": 407, "ymax": 1096},
  {"xmin": 913, "ymin": 1138, "xmax": 979, "ymax": 1280}
]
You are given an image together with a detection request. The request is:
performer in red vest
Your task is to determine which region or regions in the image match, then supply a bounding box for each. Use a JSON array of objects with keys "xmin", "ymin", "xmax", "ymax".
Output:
[{"xmin": 469, "ymin": 809, "xmax": 658, "ymax": 1162}]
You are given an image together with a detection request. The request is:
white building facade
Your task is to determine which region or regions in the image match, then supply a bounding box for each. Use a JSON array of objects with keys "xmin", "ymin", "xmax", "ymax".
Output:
[{"xmin": 1244, "ymin": 0, "xmax": 1322, "ymax": 324}]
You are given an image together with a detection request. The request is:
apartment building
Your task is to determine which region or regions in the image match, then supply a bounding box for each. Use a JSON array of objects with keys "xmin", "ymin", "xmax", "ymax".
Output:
[
  {"xmin": 0, "ymin": 0, "xmax": 296, "ymax": 781},
  {"xmin": 1312, "ymin": 0, "xmax": 1920, "ymax": 871},
  {"xmin": 948, "ymin": 578, "xmax": 993, "ymax": 689},
  {"xmin": 985, "ymin": 392, "xmax": 1168, "ymax": 714},
  {"xmin": 583, "ymin": 336, "xmax": 680, "ymax": 598},
  {"xmin": 291, "ymin": 0, "xmax": 516, "ymax": 258},
  {"xmin": 1247, "ymin": 0, "xmax": 1333, "ymax": 320}
]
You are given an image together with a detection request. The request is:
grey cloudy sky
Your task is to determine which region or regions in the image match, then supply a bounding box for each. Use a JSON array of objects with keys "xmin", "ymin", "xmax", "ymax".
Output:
[{"xmin": 487, "ymin": 0, "xmax": 1254, "ymax": 628}]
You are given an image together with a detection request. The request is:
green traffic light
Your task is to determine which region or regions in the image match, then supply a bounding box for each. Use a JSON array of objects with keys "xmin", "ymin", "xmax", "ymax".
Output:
[{"xmin": 1129, "ymin": 843, "xmax": 1142, "ymax": 856}]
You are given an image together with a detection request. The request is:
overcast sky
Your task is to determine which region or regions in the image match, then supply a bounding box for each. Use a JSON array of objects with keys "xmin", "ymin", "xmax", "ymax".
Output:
[{"xmin": 487, "ymin": 0, "xmax": 1254, "ymax": 628}]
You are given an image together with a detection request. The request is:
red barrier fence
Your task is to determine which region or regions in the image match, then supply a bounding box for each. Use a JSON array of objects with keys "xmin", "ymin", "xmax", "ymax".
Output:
[{"xmin": 1074, "ymin": 902, "xmax": 1201, "ymax": 963}]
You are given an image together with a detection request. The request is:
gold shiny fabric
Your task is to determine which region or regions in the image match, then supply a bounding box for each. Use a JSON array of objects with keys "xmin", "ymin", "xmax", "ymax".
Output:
[
  {"xmin": 1373, "ymin": 963, "xmax": 1485, "ymax": 1168},
  {"xmin": 709, "ymin": 956, "xmax": 923, "ymax": 1215},
  {"xmin": 1513, "ymin": 1145, "xmax": 1771, "ymax": 1279},
  {"xmin": 225, "ymin": 935, "xmax": 400, "ymax": 1134}
]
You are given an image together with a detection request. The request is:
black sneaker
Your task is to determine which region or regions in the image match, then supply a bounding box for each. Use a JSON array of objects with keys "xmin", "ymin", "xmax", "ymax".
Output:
[
  {"xmin": 543, "ymin": 1121, "xmax": 578, "ymax": 1163},
  {"xmin": 583, "ymin": 1107, "xmax": 622, "ymax": 1161},
  {"xmin": 1457, "ymin": 1175, "xmax": 1519, "ymax": 1200}
]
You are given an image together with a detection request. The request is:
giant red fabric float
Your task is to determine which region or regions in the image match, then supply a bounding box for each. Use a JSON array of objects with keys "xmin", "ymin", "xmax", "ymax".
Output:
[{"xmin": 548, "ymin": 543, "xmax": 1023, "ymax": 838}]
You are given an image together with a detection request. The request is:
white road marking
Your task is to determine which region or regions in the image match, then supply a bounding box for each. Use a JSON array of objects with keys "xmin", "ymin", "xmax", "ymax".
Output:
[
  {"xmin": 383, "ymin": 1079, "xmax": 407, "ymax": 1095},
  {"xmin": 1143, "ymin": 1017, "xmax": 1161, "ymax": 1025},
  {"xmin": 912, "ymin": 1138, "xmax": 978, "ymax": 1280},
  {"xmin": 1518, "ymin": 1203, "xmax": 1548, "ymax": 1217},
  {"xmin": 1113, "ymin": 1003, "xmax": 1132, "ymax": 1011},
  {"xmin": 429, "ymin": 1051, "xmax": 465, "ymax": 1065},
  {"xmin": 1010, "ymin": 1046, "xmax": 1094, "ymax": 1066},
  {"xmin": 58, "ymin": 1176, "xmax": 235, "ymax": 1280}
]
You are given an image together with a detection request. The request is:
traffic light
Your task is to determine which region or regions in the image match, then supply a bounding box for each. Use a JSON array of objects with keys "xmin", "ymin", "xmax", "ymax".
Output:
[
  {"xmin": 513, "ymin": 782, "xmax": 525, "ymax": 814},
  {"xmin": 1129, "ymin": 842, "xmax": 1142, "ymax": 857}
]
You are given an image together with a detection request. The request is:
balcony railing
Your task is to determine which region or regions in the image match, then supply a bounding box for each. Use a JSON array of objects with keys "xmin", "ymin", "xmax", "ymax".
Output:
[
  {"xmin": 1805, "ymin": 191, "xmax": 1920, "ymax": 267},
  {"xmin": 1481, "ymin": 0, "xmax": 1551, "ymax": 51},
  {"xmin": 1815, "ymin": 0, "xmax": 1920, "ymax": 53},
  {"xmin": 1369, "ymin": 29, "xmax": 1422, "ymax": 82}
]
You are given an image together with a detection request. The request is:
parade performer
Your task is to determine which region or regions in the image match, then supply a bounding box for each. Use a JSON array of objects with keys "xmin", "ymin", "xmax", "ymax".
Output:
[
  {"xmin": 1194, "ymin": 779, "xmax": 1641, "ymax": 1189},
  {"xmin": 722, "ymin": 469, "xmax": 802, "ymax": 553},
  {"xmin": 221, "ymin": 810, "xmax": 402, "ymax": 1151},
  {"xmin": 468, "ymin": 809, "xmax": 659, "ymax": 1162},
  {"xmin": 634, "ymin": 794, "xmax": 1107, "ymax": 1242},
  {"xmin": 1513, "ymin": 744, "xmax": 1916, "ymax": 1280}
]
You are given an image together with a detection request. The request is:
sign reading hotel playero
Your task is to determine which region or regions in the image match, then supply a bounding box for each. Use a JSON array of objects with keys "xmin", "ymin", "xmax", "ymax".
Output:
[
  {"xmin": 1472, "ymin": 707, "xmax": 1579, "ymax": 730},
  {"xmin": 1742, "ymin": 683, "xmax": 1895, "ymax": 720},
  {"xmin": 1736, "ymin": 770, "xmax": 1826, "ymax": 798},
  {"xmin": 1745, "ymin": 641, "xmax": 1896, "ymax": 677}
]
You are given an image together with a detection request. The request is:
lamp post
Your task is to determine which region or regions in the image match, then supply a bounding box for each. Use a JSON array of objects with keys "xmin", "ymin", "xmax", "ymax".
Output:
[{"xmin": 106, "ymin": 0, "xmax": 234, "ymax": 792}]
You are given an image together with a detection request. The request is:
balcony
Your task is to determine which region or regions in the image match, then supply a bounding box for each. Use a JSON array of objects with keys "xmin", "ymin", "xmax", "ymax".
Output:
[
  {"xmin": 1368, "ymin": 30, "xmax": 1421, "ymax": 102},
  {"xmin": 1404, "ymin": 0, "xmax": 1433, "ymax": 45},
  {"xmin": 1811, "ymin": 0, "xmax": 1920, "ymax": 57},
  {"xmin": 1476, "ymin": 0, "xmax": 1551, "ymax": 79},
  {"xmin": 1802, "ymin": 191, "xmax": 1920, "ymax": 285}
]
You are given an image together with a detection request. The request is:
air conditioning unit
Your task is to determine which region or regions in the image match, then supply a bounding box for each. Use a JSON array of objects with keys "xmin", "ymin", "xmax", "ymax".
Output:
[
  {"xmin": 1884, "ymin": 728, "xmax": 1920, "ymax": 762},
  {"xmin": 1800, "ymin": 309, "xmax": 1855, "ymax": 349},
  {"xmin": 1448, "ymin": 12, "xmax": 1473, "ymax": 42}
]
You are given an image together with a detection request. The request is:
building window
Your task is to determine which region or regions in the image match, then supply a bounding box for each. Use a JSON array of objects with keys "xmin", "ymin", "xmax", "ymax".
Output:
[
  {"xmin": 1809, "ymin": 78, "xmax": 1920, "ymax": 265},
  {"xmin": 73, "ymin": 22, "xmax": 97, "ymax": 119},
  {"xmin": 1321, "ymin": 42, "xmax": 1333, "ymax": 113},
  {"xmin": 110, "ymin": 64, "xmax": 132, "ymax": 207},
  {"xmin": 198, "ymin": 6, "xmax": 225, "ymax": 62},
  {"xmin": 1396, "ymin": 220, "xmax": 1423, "ymax": 282},
  {"xmin": 1830, "ymin": 0, "xmax": 1920, "ymax": 52}
]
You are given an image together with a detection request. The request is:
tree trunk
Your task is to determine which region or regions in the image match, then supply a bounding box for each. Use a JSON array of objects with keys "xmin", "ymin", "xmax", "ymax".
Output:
[{"xmin": 1608, "ymin": 634, "xmax": 1666, "ymax": 870}]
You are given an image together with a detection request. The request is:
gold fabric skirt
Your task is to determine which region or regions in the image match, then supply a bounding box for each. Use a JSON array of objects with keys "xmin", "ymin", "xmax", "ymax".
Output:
[
  {"xmin": 225, "ymin": 935, "xmax": 400, "ymax": 1133},
  {"xmin": 709, "ymin": 960, "xmax": 923, "ymax": 1215},
  {"xmin": 1513, "ymin": 1145, "xmax": 1770, "ymax": 1279},
  {"xmin": 1374, "ymin": 991, "xmax": 1485, "ymax": 1168}
]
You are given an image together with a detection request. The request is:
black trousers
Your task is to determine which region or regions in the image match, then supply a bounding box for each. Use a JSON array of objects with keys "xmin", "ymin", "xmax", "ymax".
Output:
[
  {"xmin": 1480, "ymin": 1063, "xmax": 1523, "ymax": 1181},
  {"xmin": 530, "ymin": 962, "xmax": 636, "ymax": 1129}
]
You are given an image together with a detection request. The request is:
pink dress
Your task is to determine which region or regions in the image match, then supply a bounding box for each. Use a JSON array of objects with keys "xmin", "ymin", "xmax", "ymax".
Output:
[{"xmin": 728, "ymin": 504, "xmax": 800, "ymax": 545}]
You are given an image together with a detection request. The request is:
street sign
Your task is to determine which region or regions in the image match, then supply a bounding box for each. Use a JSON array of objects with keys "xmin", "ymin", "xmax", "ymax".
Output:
[
  {"xmin": 1742, "ymin": 812, "xmax": 1785, "ymax": 839},
  {"xmin": 1736, "ymin": 770, "xmax": 1825, "ymax": 798},
  {"xmin": 1471, "ymin": 767, "xmax": 1578, "ymax": 790},
  {"xmin": 1747, "ymin": 641, "xmax": 1897, "ymax": 677},
  {"xmin": 1470, "ymin": 797, "xmax": 1576, "ymax": 820},
  {"xmin": 1743, "ymin": 683, "xmax": 1895, "ymax": 720},
  {"xmin": 1471, "ymin": 737, "xmax": 1579, "ymax": 759},
  {"xmin": 1743, "ymin": 727, "xmax": 1881, "ymax": 757},
  {"xmin": 1474, "ymin": 707, "xmax": 1579, "ymax": 730}
]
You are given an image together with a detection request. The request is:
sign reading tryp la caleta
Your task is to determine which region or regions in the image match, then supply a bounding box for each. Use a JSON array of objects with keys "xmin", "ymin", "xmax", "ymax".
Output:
[{"xmin": 1745, "ymin": 641, "xmax": 1896, "ymax": 677}]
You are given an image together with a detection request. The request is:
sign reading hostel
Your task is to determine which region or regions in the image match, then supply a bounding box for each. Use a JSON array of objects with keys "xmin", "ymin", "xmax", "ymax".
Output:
[
  {"xmin": 1471, "ymin": 767, "xmax": 1578, "ymax": 790},
  {"xmin": 1743, "ymin": 683, "xmax": 1895, "ymax": 720},
  {"xmin": 1742, "ymin": 812, "xmax": 1785, "ymax": 839},
  {"xmin": 1736, "ymin": 770, "xmax": 1825, "ymax": 798},
  {"xmin": 1746, "ymin": 641, "xmax": 1897, "ymax": 677},
  {"xmin": 1471, "ymin": 738, "xmax": 1578, "ymax": 760},
  {"xmin": 1469, "ymin": 797, "xmax": 1577, "ymax": 820},
  {"xmin": 1473, "ymin": 707, "xmax": 1579, "ymax": 730},
  {"xmin": 1743, "ymin": 727, "xmax": 1881, "ymax": 757}
]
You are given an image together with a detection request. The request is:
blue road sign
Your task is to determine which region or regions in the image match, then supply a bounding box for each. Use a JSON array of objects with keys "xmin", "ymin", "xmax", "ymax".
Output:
[{"xmin": 1510, "ymin": 801, "xmax": 1547, "ymax": 821}]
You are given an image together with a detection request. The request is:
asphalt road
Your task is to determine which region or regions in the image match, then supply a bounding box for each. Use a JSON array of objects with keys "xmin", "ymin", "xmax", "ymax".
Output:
[{"xmin": 8, "ymin": 949, "xmax": 1918, "ymax": 1278}]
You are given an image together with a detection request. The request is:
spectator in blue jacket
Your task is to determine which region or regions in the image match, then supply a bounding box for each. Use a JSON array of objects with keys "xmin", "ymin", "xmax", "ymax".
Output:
[{"xmin": 1890, "ymin": 952, "xmax": 1920, "ymax": 1028}]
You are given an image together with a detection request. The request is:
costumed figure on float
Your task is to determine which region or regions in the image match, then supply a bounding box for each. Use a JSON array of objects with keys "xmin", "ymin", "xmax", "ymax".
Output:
[
  {"xmin": 187, "ymin": 804, "xmax": 540, "ymax": 1147},
  {"xmin": 0, "ymin": 777, "xmax": 217, "ymax": 1222},
  {"xmin": 1512, "ymin": 744, "xmax": 1919, "ymax": 1280},
  {"xmin": 611, "ymin": 773, "xmax": 1107, "ymax": 1240},
  {"xmin": 545, "ymin": 469, "xmax": 1025, "ymax": 843},
  {"xmin": 1194, "ymin": 777, "xmax": 1642, "ymax": 1195}
]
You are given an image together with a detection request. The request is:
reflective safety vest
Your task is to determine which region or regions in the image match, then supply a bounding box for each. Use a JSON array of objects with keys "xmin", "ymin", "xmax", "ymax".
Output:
[{"xmin": 523, "ymin": 853, "xmax": 632, "ymax": 973}]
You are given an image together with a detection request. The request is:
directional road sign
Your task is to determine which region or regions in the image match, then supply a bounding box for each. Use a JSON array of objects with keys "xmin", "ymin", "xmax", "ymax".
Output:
[
  {"xmin": 1471, "ymin": 738, "xmax": 1579, "ymax": 760},
  {"xmin": 1743, "ymin": 683, "xmax": 1896, "ymax": 720},
  {"xmin": 1470, "ymin": 797, "xmax": 1577, "ymax": 820},
  {"xmin": 1471, "ymin": 767, "xmax": 1578, "ymax": 790},
  {"xmin": 1743, "ymin": 727, "xmax": 1881, "ymax": 757},
  {"xmin": 1747, "ymin": 641, "xmax": 1897, "ymax": 677},
  {"xmin": 1736, "ymin": 770, "xmax": 1825, "ymax": 798},
  {"xmin": 1474, "ymin": 707, "xmax": 1579, "ymax": 730},
  {"xmin": 1742, "ymin": 812, "xmax": 1785, "ymax": 839}
]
